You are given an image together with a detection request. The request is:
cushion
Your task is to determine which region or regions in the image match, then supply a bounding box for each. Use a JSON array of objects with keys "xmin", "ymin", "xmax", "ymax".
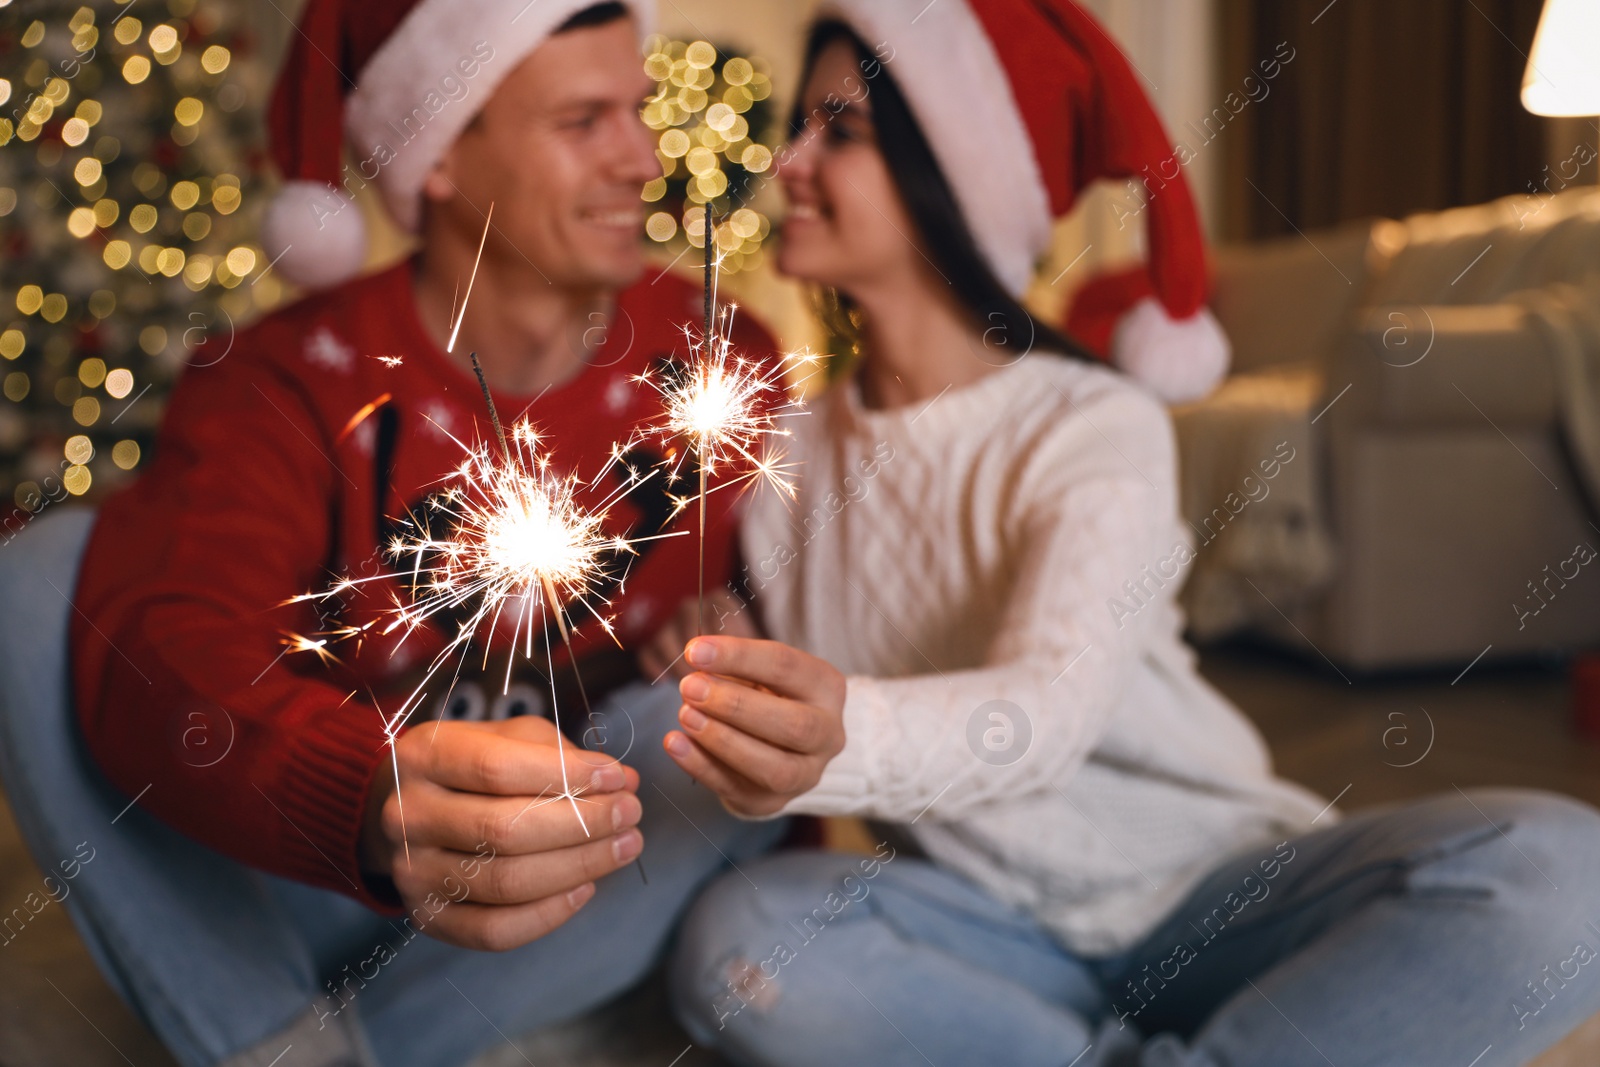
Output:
[
  {"xmin": 1211, "ymin": 221, "xmax": 1393, "ymax": 375},
  {"xmin": 1367, "ymin": 186, "xmax": 1600, "ymax": 308},
  {"xmin": 1333, "ymin": 303, "xmax": 1561, "ymax": 430}
]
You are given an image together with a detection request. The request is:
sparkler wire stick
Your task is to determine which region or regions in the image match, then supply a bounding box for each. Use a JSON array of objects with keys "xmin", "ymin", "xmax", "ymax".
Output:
[
  {"xmin": 465, "ymin": 337, "xmax": 648, "ymax": 883},
  {"xmin": 703, "ymin": 206, "xmax": 714, "ymax": 371},
  {"xmin": 468, "ymin": 351, "xmax": 509, "ymax": 459},
  {"xmin": 450, "ymin": 212, "xmax": 597, "ymax": 836},
  {"xmin": 696, "ymin": 205, "xmax": 722, "ymax": 637},
  {"xmin": 698, "ymin": 456, "xmax": 708, "ymax": 637},
  {"xmin": 632, "ymin": 235, "xmax": 806, "ymax": 639},
  {"xmin": 693, "ymin": 211, "xmax": 714, "ymax": 787}
]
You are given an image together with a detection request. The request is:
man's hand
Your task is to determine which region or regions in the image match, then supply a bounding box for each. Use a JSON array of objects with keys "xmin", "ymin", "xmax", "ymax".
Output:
[
  {"xmin": 361, "ymin": 715, "xmax": 642, "ymax": 951},
  {"xmin": 638, "ymin": 592, "xmax": 761, "ymax": 683},
  {"xmin": 663, "ymin": 636, "xmax": 846, "ymax": 817}
]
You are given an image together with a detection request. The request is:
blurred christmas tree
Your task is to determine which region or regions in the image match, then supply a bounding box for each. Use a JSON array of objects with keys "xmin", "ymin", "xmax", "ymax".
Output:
[{"xmin": 0, "ymin": 0, "xmax": 273, "ymax": 517}]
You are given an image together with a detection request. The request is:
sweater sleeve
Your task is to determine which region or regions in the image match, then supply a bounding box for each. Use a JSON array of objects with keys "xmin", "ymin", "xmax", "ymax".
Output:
[
  {"xmin": 71, "ymin": 344, "xmax": 399, "ymax": 910},
  {"xmin": 784, "ymin": 383, "xmax": 1182, "ymax": 823}
]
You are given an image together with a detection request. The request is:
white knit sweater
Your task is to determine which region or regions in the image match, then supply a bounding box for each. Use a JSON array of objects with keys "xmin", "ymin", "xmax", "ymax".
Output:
[{"xmin": 739, "ymin": 355, "xmax": 1330, "ymax": 955}]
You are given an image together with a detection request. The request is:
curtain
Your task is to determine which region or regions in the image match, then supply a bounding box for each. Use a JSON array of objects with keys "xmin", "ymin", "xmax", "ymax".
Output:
[{"xmin": 1218, "ymin": 0, "xmax": 1548, "ymax": 242}]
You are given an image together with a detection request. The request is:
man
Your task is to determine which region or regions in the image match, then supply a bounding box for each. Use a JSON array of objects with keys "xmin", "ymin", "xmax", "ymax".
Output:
[{"xmin": 67, "ymin": 2, "xmax": 783, "ymax": 1064}]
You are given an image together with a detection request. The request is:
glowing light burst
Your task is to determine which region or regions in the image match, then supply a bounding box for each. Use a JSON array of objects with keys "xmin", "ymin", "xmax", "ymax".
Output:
[
  {"xmin": 636, "ymin": 312, "xmax": 808, "ymax": 506},
  {"xmin": 287, "ymin": 419, "xmax": 678, "ymax": 852},
  {"xmin": 388, "ymin": 422, "xmax": 651, "ymax": 660},
  {"xmin": 439, "ymin": 442, "xmax": 598, "ymax": 599}
]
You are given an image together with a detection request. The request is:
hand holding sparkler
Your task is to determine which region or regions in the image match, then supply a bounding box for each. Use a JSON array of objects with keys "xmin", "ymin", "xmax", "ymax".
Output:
[
  {"xmin": 359, "ymin": 714, "xmax": 643, "ymax": 951},
  {"xmin": 290, "ymin": 206, "xmax": 677, "ymax": 886},
  {"xmin": 663, "ymin": 635, "xmax": 846, "ymax": 817}
]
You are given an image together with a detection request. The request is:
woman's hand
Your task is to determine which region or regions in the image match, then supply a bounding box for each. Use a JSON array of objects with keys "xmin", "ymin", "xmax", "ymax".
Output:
[
  {"xmin": 663, "ymin": 635, "xmax": 847, "ymax": 817},
  {"xmin": 637, "ymin": 592, "xmax": 761, "ymax": 682}
]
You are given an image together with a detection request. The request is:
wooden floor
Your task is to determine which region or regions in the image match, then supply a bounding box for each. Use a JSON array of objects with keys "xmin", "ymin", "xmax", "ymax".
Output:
[
  {"xmin": 1205, "ymin": 642, "xmax": 1600, "ymax": 815},
  {"xmin": 3, "ymin": 643, "xmax": 1598, "ymax": 1066}
]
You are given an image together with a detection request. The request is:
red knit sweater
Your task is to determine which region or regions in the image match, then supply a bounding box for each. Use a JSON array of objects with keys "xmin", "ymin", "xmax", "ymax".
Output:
[{"xmin": 71, "ymin": 261, "xmax": 777, "ymax": 908}]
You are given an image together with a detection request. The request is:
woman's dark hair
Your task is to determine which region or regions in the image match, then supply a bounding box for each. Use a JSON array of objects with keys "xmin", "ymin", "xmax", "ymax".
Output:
[
  {"xmin": 556, "ymin": 2, "xmax": 630, "ymax": 33},
  {"xmin": 795, "ymin": 21, "xmax": 1092, "ymax": 365}
]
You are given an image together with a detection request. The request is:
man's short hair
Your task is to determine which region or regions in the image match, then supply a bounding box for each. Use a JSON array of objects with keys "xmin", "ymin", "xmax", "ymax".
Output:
[{"xmin": 556, "ymin": 2, "xmax": 630, "ymax": 33}]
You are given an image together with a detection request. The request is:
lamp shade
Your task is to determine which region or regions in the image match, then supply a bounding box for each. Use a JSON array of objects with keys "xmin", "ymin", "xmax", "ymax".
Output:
[{"xmin": 1522, "ymin": 0, "xmax": 1600, "ymax": 116}]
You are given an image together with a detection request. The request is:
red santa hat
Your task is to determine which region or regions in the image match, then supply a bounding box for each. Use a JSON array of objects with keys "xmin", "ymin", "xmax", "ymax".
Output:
[
  {"xmin": 263, "ymin": 0, "xmax": 655, "ymax": 291},
  {"xmin": 816, "ymin": 0, "xmax": 1229, "ymax": 402}
]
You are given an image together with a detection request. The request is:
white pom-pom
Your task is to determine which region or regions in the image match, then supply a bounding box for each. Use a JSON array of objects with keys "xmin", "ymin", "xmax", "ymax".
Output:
[
  {"xmin": 1111, "ymin": 298, "xmax": 1231, "ymax": 404},
  {"xmin": 260, "ymin": 180, "xmax": 367, "ymax": 291}
]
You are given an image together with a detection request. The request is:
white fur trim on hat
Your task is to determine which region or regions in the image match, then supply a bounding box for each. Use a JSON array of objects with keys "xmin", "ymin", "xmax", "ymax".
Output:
[
  {"xmin": 346, "ymin": 0, "xmax": 656, "ymax": 233},
  {"xmin": 1111, "ymin": 298, "xmax": 1230, "ymax": 404},
  {"xmin": 261, "ymin": 180, "xmax": 369, "ymax": 290},
  {"xmin": 816, "ymin": 0, "xmax": 1052, "ymax": 296}
]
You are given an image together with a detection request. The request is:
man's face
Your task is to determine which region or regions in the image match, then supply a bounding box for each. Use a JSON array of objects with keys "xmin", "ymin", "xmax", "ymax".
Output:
[{"xmin": 425, "ymin": 18, "xmax": 660, "ymax": 290}]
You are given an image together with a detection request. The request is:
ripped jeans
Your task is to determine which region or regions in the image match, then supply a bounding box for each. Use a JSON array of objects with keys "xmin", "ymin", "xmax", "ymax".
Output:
[{"xmin": 671, "ymin": 789, "xmax": 1600, "ymax": 1067}]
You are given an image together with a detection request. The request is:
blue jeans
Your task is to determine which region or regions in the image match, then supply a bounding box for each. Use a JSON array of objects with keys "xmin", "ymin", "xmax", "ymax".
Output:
[
  {"xmin": 25, "ymin": 669, "xmax": 780, "ymax": 1067},
  {"xmin": 671, "ymin": 789, "xmax": 1600, "ymax": 1067},
  {"xmin": 268, "ymin": 679, "xmax": 786, "ymax": 1066},
  {"xmin": 0, "ymin": 510, "xmax": 782, "ymax": 1065},
  {"xmin": 0, "ymin": 511, "xmax": 777, "ymax": 1067}
]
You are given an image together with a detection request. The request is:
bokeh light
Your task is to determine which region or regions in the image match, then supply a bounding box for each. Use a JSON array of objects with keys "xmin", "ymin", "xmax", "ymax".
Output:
[
  {"xmin": 639, "ymin": 37, "xmax": 779, "ymax": 271},
  {"xmin": 201, "ymin": 46, "xmax": 231, "ymax": 74},
  {"xmin": 2, "ymin": 2, "xmax": 262, "ymax": 500}
]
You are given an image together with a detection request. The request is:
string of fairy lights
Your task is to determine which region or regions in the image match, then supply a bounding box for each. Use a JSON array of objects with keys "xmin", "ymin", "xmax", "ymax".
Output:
[{"xmin": 0, "ymin": 5, "xmax": 783, "ymax": 514}]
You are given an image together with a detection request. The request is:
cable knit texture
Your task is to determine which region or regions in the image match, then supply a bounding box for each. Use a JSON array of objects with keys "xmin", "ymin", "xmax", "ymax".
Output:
[{"xmin": 740, "ymin": 355, "xmax": 1329, "ymax": 954}]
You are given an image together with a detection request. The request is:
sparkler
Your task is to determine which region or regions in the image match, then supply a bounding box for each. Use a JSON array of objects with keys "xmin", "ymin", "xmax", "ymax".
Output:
[
  {"xmin": 286, "ymin": 206, "xmax": 678, "ymax": 876},
  {"xmin": 633, "ymin": 209, "xmax": 814, "ymax": 635},
  {"xmin": 291, "ymin": 418, "xmax": 671, "ymax": 862}
]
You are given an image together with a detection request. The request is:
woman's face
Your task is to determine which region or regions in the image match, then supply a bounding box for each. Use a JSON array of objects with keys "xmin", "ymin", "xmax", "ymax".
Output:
[{"xmin": 776, "ymin": 40, "xmax": 924, "ymax": 295}]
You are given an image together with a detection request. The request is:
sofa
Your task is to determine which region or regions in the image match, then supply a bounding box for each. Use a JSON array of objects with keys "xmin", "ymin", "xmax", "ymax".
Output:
[{"xmin": 1176, "ymin": 185, "xmax": 1600, "ymax": 672}]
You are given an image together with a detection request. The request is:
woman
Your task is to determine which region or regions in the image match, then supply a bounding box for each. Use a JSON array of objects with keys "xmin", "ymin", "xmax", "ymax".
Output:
[{"xmin": 646, "ymin": 3, "xmax": 1600, "ymax": 1064}]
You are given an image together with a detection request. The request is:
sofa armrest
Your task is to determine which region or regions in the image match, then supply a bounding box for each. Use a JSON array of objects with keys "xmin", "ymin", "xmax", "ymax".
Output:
[{"xmin": 1328, "ymin": 303, "xmax": 1561, "ymax": 430}]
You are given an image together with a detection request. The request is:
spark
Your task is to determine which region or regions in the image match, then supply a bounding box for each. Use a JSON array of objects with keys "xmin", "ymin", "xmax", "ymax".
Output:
[
  {"xmin": 447, "ymin": 202, "xmax": 493, "ymax": 354},
  {"xmin": 371, "ymin": 354, "xmax": 404, "ymax": 368},
  {"xmin": 278, "ymin": 631, "xmax": 342, "ymax": 666},
  {"xmin": 338, "ymin": 393, "xmax": 391, "ymax": 443}
]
